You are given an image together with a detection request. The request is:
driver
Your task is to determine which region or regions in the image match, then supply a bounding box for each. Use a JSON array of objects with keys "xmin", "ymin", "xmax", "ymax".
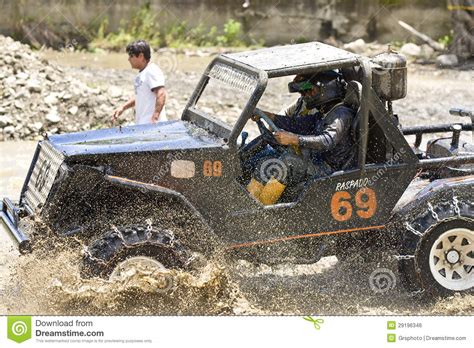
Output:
[{"xmin": 247, "ymin": 70, "xmax": 356, "ymax": 205}]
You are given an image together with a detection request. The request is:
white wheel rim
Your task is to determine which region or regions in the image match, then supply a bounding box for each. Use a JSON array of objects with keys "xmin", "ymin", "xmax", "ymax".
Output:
[
  {"xmin": 110, "ymin": 256, "xmax": 168, "ymax": 281},
  {"xmin": 429, "ymin": 228, "xmax": 474, "ymax": 291}
]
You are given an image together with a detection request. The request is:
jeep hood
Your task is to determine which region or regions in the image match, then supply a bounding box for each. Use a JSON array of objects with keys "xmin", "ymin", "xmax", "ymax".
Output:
[{"xmin": 47, "ymin": 120, "xmax": 225, "ymax": 156}]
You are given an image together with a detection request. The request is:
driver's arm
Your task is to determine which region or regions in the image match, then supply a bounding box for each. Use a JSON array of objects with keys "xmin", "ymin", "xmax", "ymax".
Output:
[
  {"xmin": 273, "ymin": 112, "xmax": 321, "ymax": 135},
  {"xmin": 297, "ymin": 108, "xmax": 352, "ymax": 151}
]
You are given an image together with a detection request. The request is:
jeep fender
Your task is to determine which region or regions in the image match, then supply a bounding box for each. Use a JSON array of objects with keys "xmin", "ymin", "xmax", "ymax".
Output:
[
  {"xmin": 389, "ymin": 175, "xmax": 474, "ymax": 230},
  {"xmin": 104, "ymin": 174, "xmax": 220, "ymax": 253}
]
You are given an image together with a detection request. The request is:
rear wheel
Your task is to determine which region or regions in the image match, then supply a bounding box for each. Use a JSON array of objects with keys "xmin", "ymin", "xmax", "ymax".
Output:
[
  {"xmin": 397, "ymin": 195, "xmax": 474, "ymax": 297},
  {"xmin": 81, "ymin": 224, "xmax": 190, "ymax": 281},
  {"xmin": 424, "ymin": 222, "xmax": 473, "ymax": 292}
]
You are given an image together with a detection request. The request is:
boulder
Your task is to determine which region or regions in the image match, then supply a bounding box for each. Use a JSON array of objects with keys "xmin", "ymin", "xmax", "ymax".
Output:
[
  {"xmin": 400, "ymin": 43, "xmax": 421, "ymax": 58},
  {"xmin": 436, "ymin": 54, "xmax": 458, "ymax": 68},
  {"xmin": 44, "ymin": 94, "xmax": 59, "ymax": 105},
  {"xmin": 26, "ymin": 78, "xmax": 42, "ymax": 93},
  {"xmin": 3, "ymin": 125, "xmax": 15, "ymax": 135},
  {"xmin": 68, "ymin": 105, "xmax": 79, "ymax": 115},
  {"xmin": 46, "ymin": 108, "xmax": 61, "ymax": 124},
  {"xmin": 0, "ymin": 115, "xmax": 14, "ymax": 127},
  {"xmin": 343, "ymin": 39, "xmax": 367, "ymax": 54}
]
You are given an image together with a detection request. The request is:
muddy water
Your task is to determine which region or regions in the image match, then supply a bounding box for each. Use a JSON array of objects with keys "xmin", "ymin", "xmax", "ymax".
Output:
[
  {"xmin": 0, "ymin": 141, "xmax": 37, "ymax": 313},
  {"xmin": 41, "ymin": 50, "xmax": 213, "ymax": 73}
]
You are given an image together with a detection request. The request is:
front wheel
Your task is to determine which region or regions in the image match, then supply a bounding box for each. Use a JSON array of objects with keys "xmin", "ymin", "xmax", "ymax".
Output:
[{"xmin": 81, "ymin": 224, "xmax": 190, "ymax": 281}]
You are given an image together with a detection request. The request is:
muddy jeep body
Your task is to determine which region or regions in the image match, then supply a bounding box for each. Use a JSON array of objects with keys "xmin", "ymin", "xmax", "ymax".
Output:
[{"xmin": 2, "ymin": 42, "xmax": 473, "ymax": 296}]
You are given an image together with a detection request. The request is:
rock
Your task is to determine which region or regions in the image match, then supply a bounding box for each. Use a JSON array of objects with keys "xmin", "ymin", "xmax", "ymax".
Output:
[
  {"xmin": 26, "ymin": 79, "xmax": 42, "ymax": 93},
  {"xmin": 44, "ymin": 94, "xmax": 59, "ymax": 105},
  {"xmin": 30, "ymin": 122, "xmax": 43, "ymax": 132},
  {"xmin": 4, "ymin": 75, "xmax": 16, "ymax": 85},
  {"xmin": 400, "ymin": 43, "xmax": 421, "ymax": 58},
  {"xmin": 46, "ymin": 108, "xmax": 61, "ymax": 124},
  {"xmin": 419, "ymin": 44, "xmax": 435, "ymax": 60},
  {"xmin": 96, "ymin": 95, "xmax": 108, "ymax": 103},
  {"xmin": 108, "ymin": 86, "xmax": 122, "ymax": 98},
  {"xmin": 343, "ymin": 39, "xmax": 366, "ymax": 54},
  {"xmin": 436, "ymin": 54, "xmax": 458, "ymax": 68},
  {"xmin": 0, "ymin": 115, "xmax": 14, "ymax": 127},
  {"xmin": 14, "ymin": 100, "xmax": 25, "ymax": 109},
  {"xmin": 15, "ymin": 89, "xmax": 30, "ymax": 99},
  {"xmin": 61, "ymin": 93, "xmax": 73, "ymax": 100},
  {"xmin": 68, "ymin": 105, "xmax": 78, "ymax": 115},
  {"xmin": 3, "ymin": 125, "xmax": 15, "ymax": 135},
  {"xmin": 16, "ymin": 72, "xmax": 29, "ymax": 80}
]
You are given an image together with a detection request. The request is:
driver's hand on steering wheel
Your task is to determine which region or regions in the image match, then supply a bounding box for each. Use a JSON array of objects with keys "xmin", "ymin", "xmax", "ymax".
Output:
[
  {"xmin": 274, "ymin": 131, "xmax": 299, "ymax": 146},
  {"xmin": 251, "ymin": 110, "xmax": 275, "ymax": 122}
]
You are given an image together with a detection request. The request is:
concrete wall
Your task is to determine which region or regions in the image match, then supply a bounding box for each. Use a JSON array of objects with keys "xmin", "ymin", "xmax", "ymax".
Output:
[{"xmin": 0, "ymin": 0, "xmax": 451, "ymax": 46}]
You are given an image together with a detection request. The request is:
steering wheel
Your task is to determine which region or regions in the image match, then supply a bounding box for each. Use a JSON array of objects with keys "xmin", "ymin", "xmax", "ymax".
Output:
[{"xmin": 254, "ymin": 108, "xmax": 281, "ymax": 145}]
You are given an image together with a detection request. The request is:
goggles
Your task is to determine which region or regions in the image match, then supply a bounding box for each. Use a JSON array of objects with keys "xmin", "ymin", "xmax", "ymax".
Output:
[{"xmin": 288, "ymin": 80, "xmax": 319, "ymax": 93}]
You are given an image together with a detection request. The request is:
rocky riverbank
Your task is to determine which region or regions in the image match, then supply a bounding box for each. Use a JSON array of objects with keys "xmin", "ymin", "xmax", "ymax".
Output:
[{"xmin": 0, "ymin": 35, "xmax": 472, "ymax": 141}]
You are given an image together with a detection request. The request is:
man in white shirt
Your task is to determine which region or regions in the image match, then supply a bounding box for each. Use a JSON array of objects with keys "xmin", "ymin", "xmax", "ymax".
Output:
[{"xmin": 112, "ymin": 40, "xmax": 167, "ymax": 124}]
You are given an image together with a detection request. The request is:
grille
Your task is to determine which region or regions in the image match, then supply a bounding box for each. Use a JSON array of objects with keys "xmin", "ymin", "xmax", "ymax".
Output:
[{"xmin": 23, "ymin": 141, "xmax": 64, "ymax": 213}]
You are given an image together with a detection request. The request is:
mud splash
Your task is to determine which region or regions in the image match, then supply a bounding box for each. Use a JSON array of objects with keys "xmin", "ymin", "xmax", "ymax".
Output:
[
  {"xmin": 2, "ymin": 229, "xmax": 259, "ymax": 315},
  {"xmin": 0, "ymin": 218, "xmax": 472, "ymax": 316}
]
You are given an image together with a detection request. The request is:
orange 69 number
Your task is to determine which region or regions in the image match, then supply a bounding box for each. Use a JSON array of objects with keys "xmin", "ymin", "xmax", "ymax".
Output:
[
  {"xmin": 203, "ymin": 160, "xmax": 222, "ymax": 177},
  {"xmin": 330, "ymin": 188, "xmax": 377, "ymax": 222}
]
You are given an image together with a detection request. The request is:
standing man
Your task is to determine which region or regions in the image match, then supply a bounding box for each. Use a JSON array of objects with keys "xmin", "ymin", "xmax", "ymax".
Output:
[{"xmin": 112, "ymin": 40, "xmax": 167, "ymax": 124}]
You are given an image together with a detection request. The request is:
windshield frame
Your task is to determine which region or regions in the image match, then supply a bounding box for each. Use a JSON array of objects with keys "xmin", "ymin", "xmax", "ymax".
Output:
[{"xmin": 181, "ymin": 56, "xmax": 268, "ymax": 148}]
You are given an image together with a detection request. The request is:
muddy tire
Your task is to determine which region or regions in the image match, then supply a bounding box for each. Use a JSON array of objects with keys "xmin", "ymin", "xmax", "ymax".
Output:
[
  {"xmin": 81, "ymin": 224, "xmax": 190, "ymax": 279},
  {"xmin": 397, "ymin": 195, "xmax": 474, "ymax": 297}
]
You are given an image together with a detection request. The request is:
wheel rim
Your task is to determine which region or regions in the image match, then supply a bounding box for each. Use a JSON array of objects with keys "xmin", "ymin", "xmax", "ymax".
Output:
[
  {"xmin": 110, "ymin": 256, "xmax": 173, "ymax": 291},
  {"xmin": 429, "ymin": 228, "xmax": 474, "ymax": 291}
]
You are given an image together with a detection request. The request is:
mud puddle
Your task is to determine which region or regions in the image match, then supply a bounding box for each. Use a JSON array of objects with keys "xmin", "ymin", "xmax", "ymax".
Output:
[{"xmin": 2, "ymin": 233, "xmax": 473, "ymax": 316}]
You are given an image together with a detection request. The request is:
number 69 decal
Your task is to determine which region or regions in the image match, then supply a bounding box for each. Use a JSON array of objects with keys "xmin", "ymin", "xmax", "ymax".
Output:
[
  {"xmin": 203, "ymin": 160, "xmax": 222, "ymax": 177},
  {"xmin": 330, "ymin": 188, "xmax": 377, "ymax": 222}
]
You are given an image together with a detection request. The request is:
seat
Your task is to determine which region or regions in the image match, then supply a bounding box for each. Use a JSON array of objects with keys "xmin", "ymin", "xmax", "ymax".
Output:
[{"xmin": 343, "ymin": 80, "xmax": 362, "ymax": 142}]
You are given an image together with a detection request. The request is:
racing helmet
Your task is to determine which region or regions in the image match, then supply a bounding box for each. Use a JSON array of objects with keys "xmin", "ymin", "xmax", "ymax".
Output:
[{"xmin": 288, "ymin": 70, "xmax": 346, "ymax": 109}]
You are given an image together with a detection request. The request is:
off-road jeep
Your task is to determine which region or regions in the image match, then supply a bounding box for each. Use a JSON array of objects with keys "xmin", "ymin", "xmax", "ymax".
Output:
[{"xmin": 1, "ymin": 42, "xmax": 473, "ymax": 297}]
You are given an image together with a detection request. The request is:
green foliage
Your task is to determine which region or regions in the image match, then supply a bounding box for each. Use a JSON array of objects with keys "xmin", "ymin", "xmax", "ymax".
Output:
[
  {"xmin": 90, "ymin": 2, "xmax": 160, "ymax": 50},
  {"xmin": 294, "ymin": 37, "xmax": 310, "ymax": 44},
  {"xmin": 438, "ymin": 31, "xmax": 453, "ymax": 48},
  {"xmin": 389, "ymin": 40, "xmax": 406, "ymax": 49},
  {"xmin": 216, "ymin": 19, "xmax": 244, "ymax": 47},
  {"xmin": 91, "ymin": 3, "xmax": 253, "ymax": 50}
]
